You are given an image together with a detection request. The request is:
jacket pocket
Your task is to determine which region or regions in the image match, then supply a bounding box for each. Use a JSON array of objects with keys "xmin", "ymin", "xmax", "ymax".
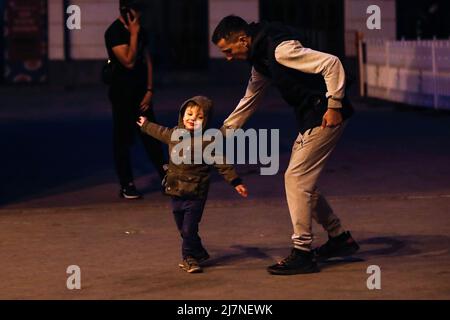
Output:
[{"xmin": 165, "ymin": 174, "xmax": 202, "ymax": 198}]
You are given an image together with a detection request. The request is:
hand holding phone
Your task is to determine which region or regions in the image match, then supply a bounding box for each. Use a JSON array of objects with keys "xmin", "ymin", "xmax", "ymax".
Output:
[
  {"xmin": 120, "ymin": 8, "xmax": 140, "ymax": 35},
  {"xmin": 120, "ymin": 7, "xmax": 134, "ymax": 24}
]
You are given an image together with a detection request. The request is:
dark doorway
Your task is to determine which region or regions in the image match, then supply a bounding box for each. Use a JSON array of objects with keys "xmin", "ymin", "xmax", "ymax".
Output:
[
  {"xmin": 396, "ymin": 0, "xmax": 450, "ymax": 40},
  {"xmin": 0, "ymin": 0, "xmax": 4, "ymax": 83},
  {"xmin": 143, "ymin": 0, "xmax": 209, "ymax": 71},
  {"xmin": 259, "ymin": 0, "xmax": 345, "ymax": 57}
]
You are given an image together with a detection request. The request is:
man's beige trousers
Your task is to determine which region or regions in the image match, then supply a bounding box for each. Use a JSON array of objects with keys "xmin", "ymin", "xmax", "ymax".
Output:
[{"xmin": 285, "ymin": 123, "xmax": 346, "ymax": 251}]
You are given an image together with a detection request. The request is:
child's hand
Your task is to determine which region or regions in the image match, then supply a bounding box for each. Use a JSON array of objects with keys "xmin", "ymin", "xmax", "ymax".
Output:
[
  {"xmin": 137, "ymin": 116, "xmax": 147, "ymax": 127},
  {"xmin": 235, "ymin": 184, "xmax": 248, "ymax": 198}
]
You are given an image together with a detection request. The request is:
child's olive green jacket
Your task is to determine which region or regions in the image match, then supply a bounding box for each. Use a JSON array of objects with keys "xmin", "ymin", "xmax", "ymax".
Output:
[{"xmin": 140, "ymin": 96, "xmax": 242, "ymax": 199}]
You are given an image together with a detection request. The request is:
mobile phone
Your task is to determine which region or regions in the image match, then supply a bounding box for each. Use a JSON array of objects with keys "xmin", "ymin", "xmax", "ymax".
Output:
[{"xmin": 120, "ymin": 7, "xmax": 134, "ymax": 25}]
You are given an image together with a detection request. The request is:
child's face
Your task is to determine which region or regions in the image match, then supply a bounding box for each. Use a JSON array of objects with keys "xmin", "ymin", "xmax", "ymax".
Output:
[{"xmin": 183, "ymin": 106, "xmax": 204, "ymax": 131}]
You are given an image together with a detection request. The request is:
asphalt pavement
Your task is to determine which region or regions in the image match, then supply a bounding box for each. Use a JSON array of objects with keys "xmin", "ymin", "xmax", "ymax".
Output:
[{"xmin": 0, "ymin": 84, "xmax": 449, "ymax": 299}]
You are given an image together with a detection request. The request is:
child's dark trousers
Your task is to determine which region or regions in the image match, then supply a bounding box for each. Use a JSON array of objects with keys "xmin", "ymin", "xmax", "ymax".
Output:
[{"xmin": 171, "ymin": 196, "xmax": 208, "ymax": 259}]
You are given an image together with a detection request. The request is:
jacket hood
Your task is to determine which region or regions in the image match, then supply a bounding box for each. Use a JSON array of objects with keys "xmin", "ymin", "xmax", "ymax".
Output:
[{"xmin": 178, "ymin": 95, "xmax": 214, "ymax": 130}]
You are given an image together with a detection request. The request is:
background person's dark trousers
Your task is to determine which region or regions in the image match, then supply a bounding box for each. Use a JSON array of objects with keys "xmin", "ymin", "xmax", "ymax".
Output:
[{"xmin": 109, "ymin": 86, "xmax": 166, "ymax": 187}]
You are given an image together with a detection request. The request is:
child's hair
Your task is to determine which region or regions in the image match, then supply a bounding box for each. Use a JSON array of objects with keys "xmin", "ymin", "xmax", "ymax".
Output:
[
  {"xmin": 185, "ymin": 101, "xmax": 200, "ymax": 109},
  {"xmin": 184, "ymin": 101, "xmax": 201, "ymax": 113}
]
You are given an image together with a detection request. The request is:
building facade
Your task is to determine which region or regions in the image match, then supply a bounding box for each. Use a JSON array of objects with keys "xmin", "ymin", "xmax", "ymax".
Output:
[{"xmin": 2, "ymin": 0, "xmax": 448, "ymax": 84}]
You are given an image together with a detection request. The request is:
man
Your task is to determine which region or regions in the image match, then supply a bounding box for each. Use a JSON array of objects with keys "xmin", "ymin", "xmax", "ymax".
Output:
[
  {"xmin": 104, "ymin": 0, "xmax": 166, "ymax": 199},
  {"xmin": 212, "ymin": 15, "xmax": 359, "ymax": 275}
]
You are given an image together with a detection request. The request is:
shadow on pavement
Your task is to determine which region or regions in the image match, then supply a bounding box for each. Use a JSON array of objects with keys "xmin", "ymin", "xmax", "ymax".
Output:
[{"xmin": 199, "ymin": 235, "xmax": 450, "ymax": 271}]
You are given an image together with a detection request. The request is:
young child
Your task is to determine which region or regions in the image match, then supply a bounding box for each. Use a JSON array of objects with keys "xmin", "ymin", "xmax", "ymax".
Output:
[{"xmin": 137, "ymin": 96, "xmax": 248, "ymax": 273}]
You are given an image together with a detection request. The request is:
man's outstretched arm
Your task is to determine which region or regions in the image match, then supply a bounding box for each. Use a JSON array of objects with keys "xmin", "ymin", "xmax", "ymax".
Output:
[{"xmin": 222, "ymin": 67, "xmax": 271, "ymax": 133}]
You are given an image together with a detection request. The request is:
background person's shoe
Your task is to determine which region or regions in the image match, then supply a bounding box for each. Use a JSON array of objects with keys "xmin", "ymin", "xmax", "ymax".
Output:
[
  {"xmin": 119, "ymin": 183, "xmax": 142, "ymax": 199},
  {"xmin": 267, "ymin": 248, "xmax": 320, "ymax": 275},
  {"xmin": 179, "ymin": 256, "xmax": 203, "ymax": 273},
  {"xmin": 313, "ymin": 231, "xmax": 360, "ymax": 261}
]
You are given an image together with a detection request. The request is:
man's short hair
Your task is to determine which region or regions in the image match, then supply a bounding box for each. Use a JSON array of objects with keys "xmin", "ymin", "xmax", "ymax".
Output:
[{"xmin": 211, "ymin": 15, "xmax": 249, "ymax": 44}]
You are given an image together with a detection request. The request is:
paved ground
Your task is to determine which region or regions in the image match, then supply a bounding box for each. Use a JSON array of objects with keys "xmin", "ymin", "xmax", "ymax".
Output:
[{"xmin": 0, "ymin": 84, "xmax": 449, "ymax": 299}]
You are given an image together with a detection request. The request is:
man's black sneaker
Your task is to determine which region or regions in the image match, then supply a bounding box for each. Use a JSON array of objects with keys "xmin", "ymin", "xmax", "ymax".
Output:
[
  {"xmin": 179, "ymin": 256, "xmax": 203, "ymax": 273},
  {"xmin": 119, "ymin": 183, "xmax": 142, "ymax": 199},
  {"xmin": 267, "ymin": 248, "xmax": 320, "ymax": 275},
  {"xmin": 313, "ymin": 231, "xmax": 360, "ymax": 261}
]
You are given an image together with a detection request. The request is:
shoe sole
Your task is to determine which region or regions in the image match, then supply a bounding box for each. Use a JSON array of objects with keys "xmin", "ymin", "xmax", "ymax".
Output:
[
  {"xmin": 178, "ymin": 253, "xmax": 209, "ymax": 266},
  {"xmin": 267, "ymin": 265, "xmax": 320, "ymax": 275},
  {"xmin": 119, "ymin": 194, "xmax": 141, "ymax": 199},
  {"xmin": 178, "ymin": 264, "xmax": 203, "ymax": 273}
]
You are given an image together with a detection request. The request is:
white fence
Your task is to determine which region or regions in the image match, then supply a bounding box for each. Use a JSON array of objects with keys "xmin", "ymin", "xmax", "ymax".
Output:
[{"xmin": 360, "ymin": 39, "xmax": 450, "ymax": 110}]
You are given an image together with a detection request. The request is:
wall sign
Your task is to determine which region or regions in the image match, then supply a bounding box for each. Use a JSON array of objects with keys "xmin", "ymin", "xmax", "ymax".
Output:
[{"xmin": 4, "ymin": 0, "xmax": 48, "ymax": 83}]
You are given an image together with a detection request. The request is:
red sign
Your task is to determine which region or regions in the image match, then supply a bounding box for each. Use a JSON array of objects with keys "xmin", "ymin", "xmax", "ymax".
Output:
[{"xmin": 4, "ymin": 0, "xmax": 48, "ymax": 83}]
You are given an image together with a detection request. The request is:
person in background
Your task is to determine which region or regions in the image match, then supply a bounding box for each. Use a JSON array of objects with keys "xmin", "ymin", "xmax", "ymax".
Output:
[{"xmin": 104, "ymin": 0, "xmax": 166, "ymax": 199}]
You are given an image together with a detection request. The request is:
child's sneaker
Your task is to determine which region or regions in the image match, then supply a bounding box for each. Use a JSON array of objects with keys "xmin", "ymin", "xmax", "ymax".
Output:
[
  {"xmin": 196, "ymin": 250, "xmax": 210, "ymax": 263},
  {"xmin": 179, "ymin": 256, "xmax": 202, "ymax": 273}
]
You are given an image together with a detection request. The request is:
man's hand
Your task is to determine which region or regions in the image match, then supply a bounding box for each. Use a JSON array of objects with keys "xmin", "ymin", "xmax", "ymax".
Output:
[
  {"xmin": 321, "ymin": 108, "xmax": 343, "ymax": 129},
  {"xmin": 139, "ymin": 91, "xmax": 153, "ymax": 112},
  {"xmin": 136, "ymin": 116, "xmax": 147, "ymax": 127},
  {"xmin": 235, "ymin": 184, "xmax": 248, "ymax": 198},
  {"xmin": 127, "ymin": 9, "xmax": 140, "ymax": 35}
]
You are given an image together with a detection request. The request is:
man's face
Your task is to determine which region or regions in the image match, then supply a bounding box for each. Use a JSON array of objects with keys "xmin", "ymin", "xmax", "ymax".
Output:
[{"xmin": 216, "ymin": 35, "xmax": 250, "ymax": 61}]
